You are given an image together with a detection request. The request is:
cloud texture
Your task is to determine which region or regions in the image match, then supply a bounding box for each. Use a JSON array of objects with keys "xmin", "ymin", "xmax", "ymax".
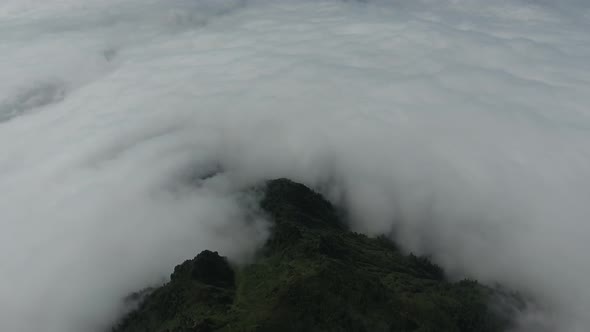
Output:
[{"xmin": 1, "ymin": 1, "xmax": 590, "ymax": 331}]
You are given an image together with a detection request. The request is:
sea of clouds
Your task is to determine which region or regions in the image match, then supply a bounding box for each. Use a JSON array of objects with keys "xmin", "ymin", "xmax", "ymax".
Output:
[{"xmin": 1, "ymin": 1, "xmax": 590, "ymax": 331}]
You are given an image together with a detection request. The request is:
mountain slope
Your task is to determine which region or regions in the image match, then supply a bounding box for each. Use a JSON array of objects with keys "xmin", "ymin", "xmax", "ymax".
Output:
[{"xmin": 112, "ymin": 179, "xmax": 518, "ymax": 332}]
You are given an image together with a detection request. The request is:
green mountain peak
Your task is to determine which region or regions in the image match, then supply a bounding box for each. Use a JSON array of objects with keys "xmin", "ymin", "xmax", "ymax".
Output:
[{"xmin": 112, "ymin": 178, "xmax": 519, "ymax": 332}]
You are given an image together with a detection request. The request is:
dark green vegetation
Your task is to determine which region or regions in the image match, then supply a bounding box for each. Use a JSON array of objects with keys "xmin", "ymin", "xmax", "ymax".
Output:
[{"xmin": 113, "ymin": 179, "xmax": 517, "ymax": 332}]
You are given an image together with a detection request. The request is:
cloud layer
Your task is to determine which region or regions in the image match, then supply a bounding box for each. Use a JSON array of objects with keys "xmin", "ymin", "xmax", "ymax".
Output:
[{"xmin": 1, "ymin": 1, "xmax": 590, "ymax": 331}]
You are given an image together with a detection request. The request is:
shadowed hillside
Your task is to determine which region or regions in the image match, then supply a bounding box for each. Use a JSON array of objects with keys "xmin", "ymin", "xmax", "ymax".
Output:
[{"xmin": 112, "ymin": 179, "xmax": 520, "ymax": 332}]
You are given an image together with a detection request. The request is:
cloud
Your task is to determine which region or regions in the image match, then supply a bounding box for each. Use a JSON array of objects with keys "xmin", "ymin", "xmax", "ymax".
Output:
[{"xmin": 1, "ymin": 0, "xmax": 589, "ymax": 331}]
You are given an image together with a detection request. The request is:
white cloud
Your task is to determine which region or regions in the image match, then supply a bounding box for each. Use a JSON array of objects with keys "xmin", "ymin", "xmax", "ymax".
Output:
[{"xmin": 1, "ymin": 1, "xmax": 589, "ymax": 331}]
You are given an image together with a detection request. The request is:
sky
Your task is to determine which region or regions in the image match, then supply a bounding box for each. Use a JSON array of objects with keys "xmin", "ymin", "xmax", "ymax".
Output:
[{"xmin": 1, "ymin": 1, "xmax": 590, "ymax": 331}]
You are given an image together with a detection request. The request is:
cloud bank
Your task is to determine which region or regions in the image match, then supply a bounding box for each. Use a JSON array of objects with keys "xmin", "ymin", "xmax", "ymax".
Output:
[{"xmin": 1, "ymin": 1, "xmax": 590, "ymax": 331}]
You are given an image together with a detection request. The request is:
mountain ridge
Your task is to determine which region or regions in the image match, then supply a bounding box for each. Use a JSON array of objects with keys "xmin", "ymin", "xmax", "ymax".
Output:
[{"xmin": 112, "ymin": 178, "xmax": 520, "ymax": 332}]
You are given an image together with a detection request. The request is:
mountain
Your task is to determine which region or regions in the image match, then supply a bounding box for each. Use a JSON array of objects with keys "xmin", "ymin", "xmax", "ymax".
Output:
[{"xmin": 112, "ymin": 178, "xmax": 519, "ymax": 332}]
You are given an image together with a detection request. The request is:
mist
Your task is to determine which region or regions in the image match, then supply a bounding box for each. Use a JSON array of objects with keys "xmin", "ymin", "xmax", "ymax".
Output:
[{"xmin": 1, "ymin": 1, "xmax": 590, "ymax": 331}]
